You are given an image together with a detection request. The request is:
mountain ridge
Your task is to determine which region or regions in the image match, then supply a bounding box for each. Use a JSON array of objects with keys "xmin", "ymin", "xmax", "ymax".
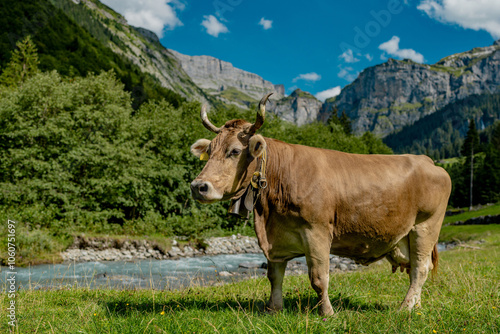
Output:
[
  {"xmin": 5, "ymin": 0, "xmax": 500, "ymax": 154},
  {"xmin": 333, "ymin": 41, "xmax": 500, "ymax": 137}
]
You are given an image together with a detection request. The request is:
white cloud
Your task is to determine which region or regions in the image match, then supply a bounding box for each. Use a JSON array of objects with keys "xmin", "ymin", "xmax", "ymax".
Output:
[
  {"xmin": 315, "ymin": 86, "xmax": 341, "ymax": 102},
  {"xmin": 378, "ymin": 36, "xmax": 425, "ymax": 63},
  {"xmin": 339, "ymin": 49, "xmax": 360, "ymax": 63},
  {"xmin": 418, "ymin": 0, "xmax": 500, "ymax": 39},
  {"xmin": 201, "ymin": 15, "xmax": 229, "ymax": 37},
  {"xmin": 101, "ymin": 0, "xmax": 183, "ymax": 38},
  {"xmin": 259, "ymin": 17, "xmax": 273, "ymax": 30},
  {"xmin": 292, "ymin": 72, "xmax": 321, "ymax": 83},
  {"xmin": 365, "ymin": 53, "xmax": 373, "ymax": 61},
  {"xmin": 337, "ymin": 65, "xmax": 359, "ymax": 82}
]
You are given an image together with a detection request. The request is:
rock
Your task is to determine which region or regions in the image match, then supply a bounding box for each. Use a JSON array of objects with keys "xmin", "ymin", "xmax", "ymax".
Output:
[
  {"xmin": 169, "ymin": 49, "xmax": 284, "ymax": 103},
  {"xmin": 218, "ymin": 271, "xmax": 232, "ymax": 277},
  {"xmin": 329, "ymin": 43, "xmax": 500, "ymax": 136},
  {"xmin": 239, "ymin": 262, "xmax": 266, "ymax": 269},
  {"xmin": 168, "ymin": 246, "xmax": 182, "ymax": 258},
  {"xmin": 269, "ymin": 89, "xmax": 323, "ymax": 126}
]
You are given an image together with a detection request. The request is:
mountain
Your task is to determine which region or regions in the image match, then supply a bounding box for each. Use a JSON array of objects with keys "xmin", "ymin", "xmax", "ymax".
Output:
[
  {"xmin": 3, "ymin": 0, "xmax": 499, "ymax": 150},
  {"xmin": 332, "ymin": 41, "xmax": 500, "ymax": 137},
  {"xmin": 0, "ymin": 0, "xmax": 197, "ymax": 108},
  {"xmin": 11, "ymin": 0, "xmax": 284, "ymax": 109},
  {"xmin": 383, "ymin": 93, "xmax": 500, "ymax": 158},
  {"xmin": 48, "ymin": 0, "xmax": 207, "ymax": 103},
  {"xmin": 169, "ymin": 49, "xmax": 284, "ymax": 108},
  {"xmin": 268, "ymin": 89, "xmax": 323, "ymax": 126}
]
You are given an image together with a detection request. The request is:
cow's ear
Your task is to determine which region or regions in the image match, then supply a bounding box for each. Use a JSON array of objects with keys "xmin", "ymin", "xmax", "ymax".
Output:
[
  {"xmin": 191, "ymin": 139, "xmax": 211, "ymax": 159},
  {"xmin": 249, "ymin": 135, "xmax": 266, "ymax": 158}
]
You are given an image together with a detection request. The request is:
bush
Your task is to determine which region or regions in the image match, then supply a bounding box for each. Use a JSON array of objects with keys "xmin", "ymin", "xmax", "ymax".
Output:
[{"xmin": 0, "ymin": 69, "xmax": 395, "ymax": 241}]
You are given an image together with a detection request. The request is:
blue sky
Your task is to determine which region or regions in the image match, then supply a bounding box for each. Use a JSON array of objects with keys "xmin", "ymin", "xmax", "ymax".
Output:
[{"xmin": 101, "ymin": 0, "xmax": 499, "ymax": 101}]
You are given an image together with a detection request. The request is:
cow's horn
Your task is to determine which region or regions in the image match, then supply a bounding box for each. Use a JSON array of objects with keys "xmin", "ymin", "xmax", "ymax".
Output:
[
  {"xmin": 200, "ymin": 104, "xmax": 222, "ymax": 133},
  {"xmin": 251, "ymin": 92, "xmax": 273, "ymax": 133}
]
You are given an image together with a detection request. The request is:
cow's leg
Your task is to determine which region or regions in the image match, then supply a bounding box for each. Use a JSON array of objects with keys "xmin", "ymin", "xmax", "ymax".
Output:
[
  {"xmin": 303, "ymin": 231, "xmax": 334, "ymax": 316},
  {"xmin": 306, "ymin": 254, "xmax": 333, "ymax": 315},
  {"xmin": 400, "ymin": 211, "xmax": 444, "ymax": 310},
  {"xmin": 266, "ymin": 260, "xmax": 287, "ymax": 312}
]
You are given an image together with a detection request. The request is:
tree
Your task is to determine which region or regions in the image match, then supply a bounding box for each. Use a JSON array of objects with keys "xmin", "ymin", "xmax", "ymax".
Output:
[
  {"xmin": 361, "ymin": 132, "xmax": 393, "ymax": 154},
  {"xmin": 0, "ymin": 36, "xmax": 39, "ymax": 87},
  {"xmin": 327, "ymin": 106, "xmax": 341, "ymax": 133},
  {"xmin": 460, "ymin": 119, "xmax": 480, "ymax": 209},
  {"xmin": 476, "ymin": 122, "xmax": 500, "ymax": 204},
  {"xmin": 461, "ymin": 118, "xmax": 480, "ymax": 157},
  {"xmin": 340, "ymin": 110, "xmax": 352, "ymax": 135},
  {"xmin": 327, "ymin": 107, "xmax": 352, "ymax": 136}
]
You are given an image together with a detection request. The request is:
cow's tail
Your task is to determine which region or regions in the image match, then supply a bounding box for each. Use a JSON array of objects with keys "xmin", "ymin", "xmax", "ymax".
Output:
[{"xmin": 431, "ymin": 243, "xmax": 439, "ymax": 278}]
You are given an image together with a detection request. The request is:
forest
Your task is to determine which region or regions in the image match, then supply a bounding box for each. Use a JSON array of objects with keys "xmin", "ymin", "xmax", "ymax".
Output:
[{"xmin": 0, "ymin": 37, "xmax": 393, "ymax": 242}]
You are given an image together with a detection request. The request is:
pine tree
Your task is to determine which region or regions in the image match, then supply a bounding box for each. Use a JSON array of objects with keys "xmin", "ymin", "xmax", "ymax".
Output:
[
  {"xmin": 340, "ymin": 110, "xmax": 352, "ymax": 135},
  {"xmin": 477, "ymin": 122, "xmax": 500, "ymax": 203},
  {"xmin": 0, "ymin": 36, "xmax": 39, "ymax": 87},
  {"xmin": 461, "ymin": 118, "xmax": 479, "ymax": 157},
  {"xmin": 461, "ymin": 119, "xmax": 480, "ymax": 209},
  {"xmin": 327, "ymin": 107, "xmax": 352, "ymax": 136},
  {"xmin": 327, "ymin": 106, "xmax": 341, "ymax": 133}
]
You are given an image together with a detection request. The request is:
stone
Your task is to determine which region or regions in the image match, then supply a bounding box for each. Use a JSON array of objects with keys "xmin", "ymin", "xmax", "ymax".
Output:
[
  {"xmin": 239, "ymin": 262, "xmax": 266, "ymax": 269},
  {"xmin": 269, "ymin": 89, "xmax": 323, "ymax": 126}
]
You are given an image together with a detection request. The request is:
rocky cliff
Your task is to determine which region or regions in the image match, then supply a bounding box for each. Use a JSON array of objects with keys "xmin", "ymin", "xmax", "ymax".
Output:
[
  {"xmin": 52, "ymin": 0, "xmax": 207, "ymax": 102},
  {"xmin": 331, "ymin": 41, "xmax": 500, "ymax": 136},
  {"xmin": 169, "ymin": 49, "xmax": 284, "ymax": 107},
  {"xmin": 269, "ymin": 89, "xmax": 323, "ymax": 126},
  {"xmin": 55, "ymin": 1, "xmax": 500, "ymax": 136}
]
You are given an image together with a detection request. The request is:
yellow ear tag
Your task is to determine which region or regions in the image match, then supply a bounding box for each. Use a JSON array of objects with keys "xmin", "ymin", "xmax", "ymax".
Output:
[{"xmin": 200, "ymin": 152, "xmax": 209, "ymax": 161}]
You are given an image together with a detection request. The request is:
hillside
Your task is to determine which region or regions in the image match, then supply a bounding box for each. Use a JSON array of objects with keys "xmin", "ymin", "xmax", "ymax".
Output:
[
  {"xmin": 47, "ymin": 0, "xmax": 207, "ymax": 103},
  {"xmin": 0, "ymin": 0, "xmax": 189, "ymax": 108},
  {"xmin": 169, "ymin": 49, "xmax": 284, "ymax": 108},
  {"xmin": 331, "ymin": 41, "xmax": 500, "ymax": 137},
  {"xmin": 2, "ymin": 0, "xmax": 500, "ymax": 156},
  {"xmin": 384, "ymin": 93, "xmax": 500, "ymax": 158},
  {"xmin": 268, "ymin": 88, "xmax": 323, "ymax": 126}
]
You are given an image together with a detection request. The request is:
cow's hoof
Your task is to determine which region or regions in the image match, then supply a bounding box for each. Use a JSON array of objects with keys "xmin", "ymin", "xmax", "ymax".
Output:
[
  {"xmin": 318, "ymin": 307, "xmax": 334, "ymax": 316},
  {"xmin": 264, "ymin": 303, "xmax": 283, "ymax": 314}
]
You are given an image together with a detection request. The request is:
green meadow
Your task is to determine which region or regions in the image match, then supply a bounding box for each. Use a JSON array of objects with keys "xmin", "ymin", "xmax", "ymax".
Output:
[{"xmin": 2, "ymin": 225, "xmax": 498, "ymax": 333}]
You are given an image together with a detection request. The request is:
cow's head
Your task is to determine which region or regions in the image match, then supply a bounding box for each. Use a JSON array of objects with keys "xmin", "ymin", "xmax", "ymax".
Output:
[{"xmin": 190, "ymin": 93, "xmax": 272, "ymax": 203}]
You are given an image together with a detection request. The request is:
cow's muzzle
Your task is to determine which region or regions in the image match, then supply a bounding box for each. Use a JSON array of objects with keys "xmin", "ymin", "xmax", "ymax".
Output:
[{"xmin": 190, "ymin": 180, "xmax": 223, "ymax": 203}]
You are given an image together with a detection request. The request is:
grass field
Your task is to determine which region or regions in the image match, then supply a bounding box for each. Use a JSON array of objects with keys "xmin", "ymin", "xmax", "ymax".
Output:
[
  {"xmin": 2, "ymin": 225, "xmax": 499, "ymax": 333},
  {"xmin": 443, "ymin": 203, "xmax": 500, "ymax": 225}
]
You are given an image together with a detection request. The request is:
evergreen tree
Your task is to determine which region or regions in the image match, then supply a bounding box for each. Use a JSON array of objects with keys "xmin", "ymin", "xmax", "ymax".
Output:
[
  {"xmin": 327, "ymin": 106, "xmax": 341, "ymax": 133},
  {"xmin": 491, "ymin": 121, "xmax": 500, "ymax": 150},
  {"xmin": 327, "ymin": 107, "xmax": 352, "ymax": 136},
  {"xmin": 340, "ymin": 110, "xmax": 352, "ymax": 135},
  {"xmin": 461, "ymin": 119, "xmax": 480, "ymax": 209},
  {"xmin": 461, "ymin": 118, "xmax": 480, "ymax": 157},
  {"xmin": 476, "ymin": 122, "xmax": 500, "ymax": 203},
  {"xmin": 0, "ymin": 35, "xmax": 39, "ymax": 87}
]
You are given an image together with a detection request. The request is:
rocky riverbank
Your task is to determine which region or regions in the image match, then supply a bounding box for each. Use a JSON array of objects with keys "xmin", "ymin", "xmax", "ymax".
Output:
[
  {"xmin": 60, "ymin": 235, "xmax": 364, "ymax": 276},
  {"xmin": 61, "ymin": 235, "xmax": 261, "ymax": 262}
]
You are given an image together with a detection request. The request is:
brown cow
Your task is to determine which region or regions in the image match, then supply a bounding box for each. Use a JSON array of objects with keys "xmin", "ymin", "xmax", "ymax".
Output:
[{"xmin": 190, "ymin": 93, "xmax": 451, "ymax": 315}]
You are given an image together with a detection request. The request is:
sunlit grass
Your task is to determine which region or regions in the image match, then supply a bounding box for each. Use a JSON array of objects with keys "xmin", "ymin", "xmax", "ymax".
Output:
[
  {"xmin": 2, "ymin": 227, "xmax": 499, "ymax": 333},
  {"xmin": 444, "ymin": 202, "xmax": 500, "ymax": 225}
]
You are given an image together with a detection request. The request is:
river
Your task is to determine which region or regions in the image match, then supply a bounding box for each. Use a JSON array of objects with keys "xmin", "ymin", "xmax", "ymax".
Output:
[
  {"xmin": 1, "ymin": 244, "xmax": 448, "ymax": 291},
  {"xmin": 0, "ymin": 253, "xmax": 273, "ymax": 291}
]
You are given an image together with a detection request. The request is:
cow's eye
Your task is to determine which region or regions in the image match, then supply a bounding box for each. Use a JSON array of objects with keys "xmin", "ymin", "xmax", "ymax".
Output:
[{"xmin": 230, "ymin": 149, "xmax": 241, "ymax": 157}]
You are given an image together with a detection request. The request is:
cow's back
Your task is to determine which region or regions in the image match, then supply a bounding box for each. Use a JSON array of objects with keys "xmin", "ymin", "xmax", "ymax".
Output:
[{"xmin": 260, "ymin": 139, "xmax": 451, "ymax": 263}]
